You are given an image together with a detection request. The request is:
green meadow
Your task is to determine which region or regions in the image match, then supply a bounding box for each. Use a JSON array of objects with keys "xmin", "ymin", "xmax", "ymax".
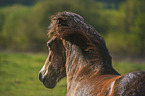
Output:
[{"xmin": 0, "ymin": 52, "xmax": 145, "ymax": 96}]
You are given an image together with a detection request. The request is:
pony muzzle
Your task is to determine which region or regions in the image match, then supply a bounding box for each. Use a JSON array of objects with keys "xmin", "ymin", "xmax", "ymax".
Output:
[{"xmin": 38, "ymin": 65, "xmax": 56, "ymax": 88}]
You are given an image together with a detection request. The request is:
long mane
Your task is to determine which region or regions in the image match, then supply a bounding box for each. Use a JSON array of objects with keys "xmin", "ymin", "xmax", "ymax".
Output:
[{"xmin": 48, "ymin": 11, "xmax": 112, "ymax": 66}]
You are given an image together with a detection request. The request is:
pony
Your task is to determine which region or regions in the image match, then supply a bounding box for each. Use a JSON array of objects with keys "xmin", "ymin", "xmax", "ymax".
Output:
[{"xmin": 39, "ymin": 11, "xmax": 145, "ymax": 96}]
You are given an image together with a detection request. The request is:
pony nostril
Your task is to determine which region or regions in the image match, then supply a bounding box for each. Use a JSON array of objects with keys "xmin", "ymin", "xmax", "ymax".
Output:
[{"xmin": 39, "ymin": 72, "xmax": 43, "ymax": 82}]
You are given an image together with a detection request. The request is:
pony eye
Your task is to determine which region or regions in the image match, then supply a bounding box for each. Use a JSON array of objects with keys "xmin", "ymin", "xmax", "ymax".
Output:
[
  {"xmin": 47, "ymin": 43, "xmax": 52, "ymax": 50},
  {"xmin": 47, "ymin": 43, "xmax": 51, "ymax": 47},
  {"xmin": 47, "ymin": 36, "xmax": 56, "ymax": 49}
]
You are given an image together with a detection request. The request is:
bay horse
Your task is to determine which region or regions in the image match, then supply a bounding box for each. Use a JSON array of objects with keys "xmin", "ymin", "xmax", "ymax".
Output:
[{"xmin": 39, "ymin": 11, "xmax": 145, "ymax": 96}]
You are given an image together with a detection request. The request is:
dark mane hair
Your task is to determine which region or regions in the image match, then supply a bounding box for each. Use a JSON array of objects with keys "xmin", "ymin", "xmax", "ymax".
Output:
[{"xmin": 48, "ymin": 11, "xmax": 112, "ymax": 67}]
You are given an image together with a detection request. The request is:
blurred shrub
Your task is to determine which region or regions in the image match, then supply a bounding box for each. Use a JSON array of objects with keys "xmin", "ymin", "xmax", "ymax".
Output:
[
  {"xmin": 105, "ymin": 0, "xmax": 145, "ymax": 57},
  {"xmin": 0, "ymin": 5, "xmax": 30, "ymax": 51},
  {"xmin": 105, "ymin": 32, "xmax": 141, "ymax": 57},
  {"xmin": 131, "ymin": 13, "xmax": 145, "ymax": 56}
]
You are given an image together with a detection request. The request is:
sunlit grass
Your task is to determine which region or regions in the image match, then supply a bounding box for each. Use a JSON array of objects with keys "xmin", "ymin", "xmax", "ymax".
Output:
[
  {"xmin": 0, "ymin": 52, "xmax": 145, "ymax": 96},
  {"xmin": 113, "ymin": 61, "xmax": 145, "ymax": 75},
  {"xmin": 0, "ymin": 52, "xmax": 66, "ymax": 96}
]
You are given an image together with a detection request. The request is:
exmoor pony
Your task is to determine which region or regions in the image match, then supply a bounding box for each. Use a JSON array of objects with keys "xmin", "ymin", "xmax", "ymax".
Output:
[{"xmin": 39, "ymin": 12, "xmax": 145, "ymax": 96}]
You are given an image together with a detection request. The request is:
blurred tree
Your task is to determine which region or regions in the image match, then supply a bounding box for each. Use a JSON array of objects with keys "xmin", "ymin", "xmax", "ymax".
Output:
[
  {"xmin": 119, "ymin": 0, "xmax": 145, "ymax": 33},
  {"xmin": 0, "ymin": 11, "xmax": 5, "ymax": 50},
  {"xmin": 131, "ymin": 14, "xmax": 145, "ymax": 56},
  {"xmin": 0, "ymin": 0, "xmax": 38, "ymax": 6},
  {"xmin": 0, "ymin": 11, "xmax": 4, "ymax": 31},
  {"xmin": 106, "ymin": 0, "xmax": 145, "ymax": 57},
  {"xmin": 96, "ymin": 0, "xmax": 125, "ymax": 9},
  {"xmin": 1, "ymin": 5, "xmax": 30, "ymax": 51}
]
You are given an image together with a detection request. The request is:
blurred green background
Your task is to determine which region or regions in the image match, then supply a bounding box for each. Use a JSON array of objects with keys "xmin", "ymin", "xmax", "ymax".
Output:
[{"xmin": 0, "ymin": 0, "xmax": 145, "ymax": 96}]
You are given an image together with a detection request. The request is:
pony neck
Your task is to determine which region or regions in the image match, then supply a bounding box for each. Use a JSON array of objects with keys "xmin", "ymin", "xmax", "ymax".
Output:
[{"xmin": 63, "ymin": 40, "xmax": 120, "ymax": 90}]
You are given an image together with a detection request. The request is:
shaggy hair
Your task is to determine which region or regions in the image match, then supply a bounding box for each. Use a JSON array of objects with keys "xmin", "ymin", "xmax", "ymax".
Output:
[{"xmin": 48, "ymin": 11, "xmax": 112, "ymax": 67}]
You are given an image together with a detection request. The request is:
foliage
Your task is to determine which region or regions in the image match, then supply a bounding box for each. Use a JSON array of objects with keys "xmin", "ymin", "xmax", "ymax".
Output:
[
  {"xmin": 131, "ymin": 13, "xmax": 145, "ymax": 56},
  {"xmin": 106, "ymin": 32, "xmax": 141, "ymax": 56},
  {"xmin": 0, "ymin": 5, "xmax": 31, "ymax": 51},
  {"xmin": 0, "ymin": 0, "xmax": 145, "ymax": 57},
  {"xmin": 0, "ymin": 52, "xmax": 145, "ymax": 96},
  {"xmin": 105, "ymin": 0, "xmax": 145, "ymax": 57}
]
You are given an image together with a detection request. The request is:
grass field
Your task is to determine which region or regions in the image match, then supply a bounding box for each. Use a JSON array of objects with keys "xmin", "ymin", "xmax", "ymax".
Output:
[{"xmin": 0, "ymin": 52, "xmax": 145, "ymax": 96}]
